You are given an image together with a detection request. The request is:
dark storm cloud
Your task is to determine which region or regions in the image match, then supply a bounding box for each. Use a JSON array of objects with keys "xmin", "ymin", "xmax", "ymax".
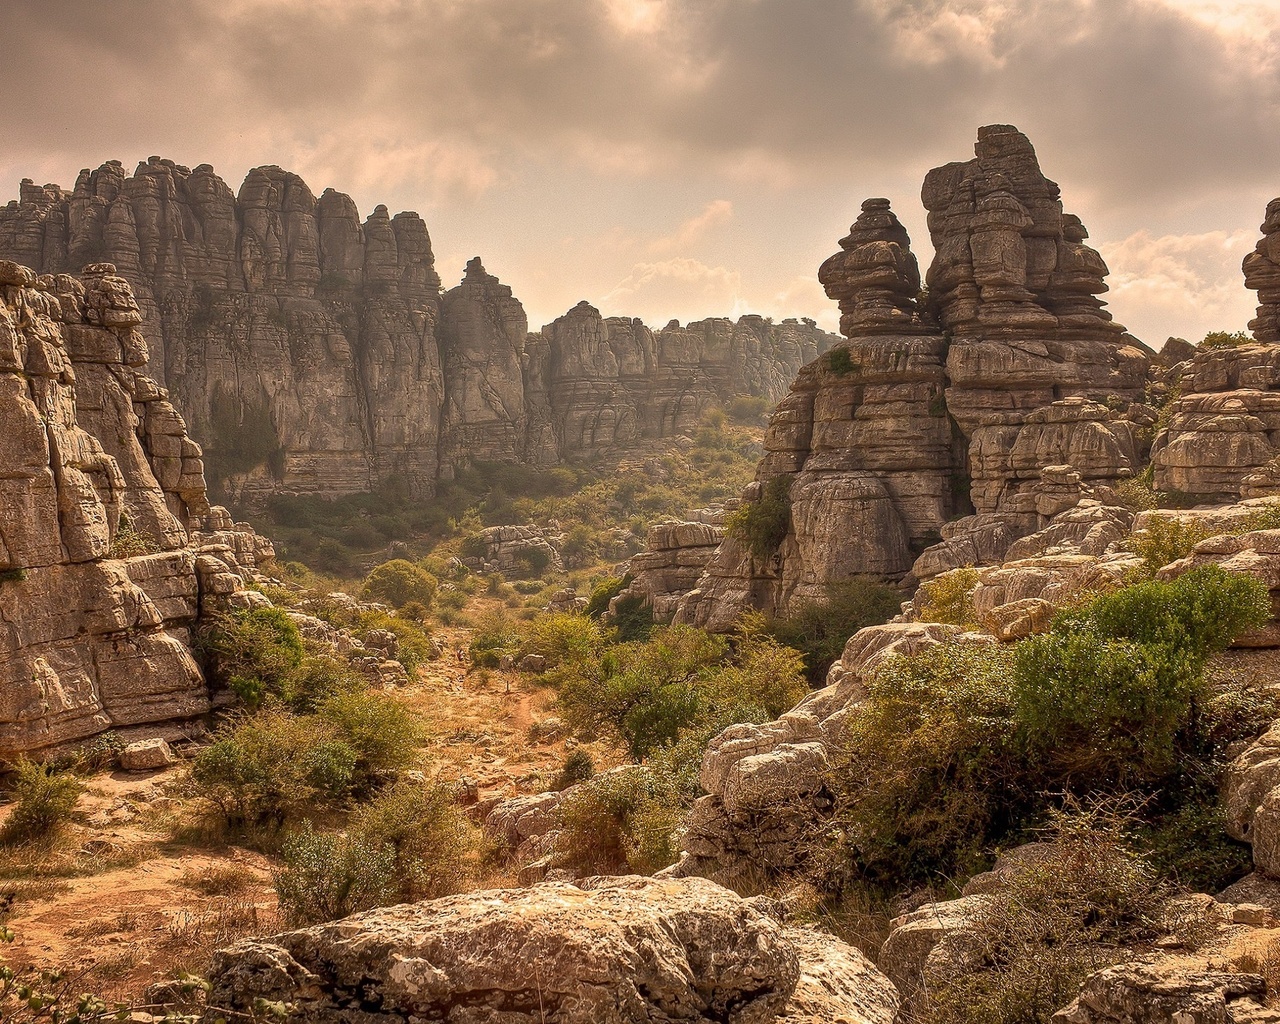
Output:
[{"xmin": 2, "ymin": 0, "xmax": 1277, "ymax": 206}]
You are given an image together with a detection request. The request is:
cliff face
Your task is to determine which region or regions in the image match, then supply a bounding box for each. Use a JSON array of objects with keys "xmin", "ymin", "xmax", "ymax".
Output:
[
  {"xmin": 0, "ymin": 259, "xmax": 271, "ymax": 757},
  {"xmin": 674, "ymin": 126, "xmax": 1152, "ymax": 628},
  {"xmin": 0, "ymin": 159, "xmax": 838, "ymax": 501},
  {"xmin": 1150, "ymin": 199, "xmax": 1280, "ymax": 499}
]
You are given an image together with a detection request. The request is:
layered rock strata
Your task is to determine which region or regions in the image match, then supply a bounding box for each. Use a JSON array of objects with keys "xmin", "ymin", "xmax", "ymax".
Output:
[
  {"xmin": 0, "ymin": 259, "xmax": 269, "ymax": 757},
  {"xmin": 1150, "ymin": 199, "xmax": 1280, "ymax": 499},
  {"xmin": 670, "ymin": 127, "xmax": 1149, "ymax": 627},
  {"xmin": 0, "ymin": 160, "xmax": 837, "ymax": 501},
  {"xmin": 208, "ymin": 875, "xmax": 898, "ymax": 1024}
]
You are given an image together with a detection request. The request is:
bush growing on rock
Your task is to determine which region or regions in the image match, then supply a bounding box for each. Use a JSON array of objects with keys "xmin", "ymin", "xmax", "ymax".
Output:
[
  {"xmin": 197, "ymin": 606, "xmax": 304, "ymax": 709},
  {"xmin": 833, "ymin": 566, "xmax": 1272, "ymax": 883},
  {"xmin": 361, "ymin": 558, "xmax": 437, "ymax": 609},
  {"xmin": 726, "ymin": 475, "xmax": 792, "ymax": 561},
  {"xmin": 355, "ymin": 609, "xmax": 439, "ymax": 671},
  {"xmin": 915, "ymin": 566, "xmax": 981, "ymax": 628},
  {"xmin": 767, "ymin": 578, "xmax": 903, "ymax": 683},
  {"xmin": 0, "ymin": 761, "xmax": 83, "ymax": 845}
]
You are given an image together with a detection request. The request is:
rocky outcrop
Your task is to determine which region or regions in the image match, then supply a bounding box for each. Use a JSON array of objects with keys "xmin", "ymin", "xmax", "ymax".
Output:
[
  {"xmin": 673, "ymin": 127, "xmax": 1150, "ymax": 628},
  {"xmin": 459, "ymin": 523, "xmax": 565, "ymax": 578},
  {"xmin": 1, "ymin": 161, "xmax": 837, "ymax": 503},
  {"xmin": 207, "ymin": 875, "xmax": 899, "ymax": 1024},
  {"xmin": 0, "ymin": 259, "xmax": 271, "ymax": 757},
  {"xmin": 1150, "ymin": 199, "xmax": 1280, "ymax": 500},
  {"xmin": 612, "ymin": 505, "xmax": 732, "ymax": 621},
  {"xmin": 1052, "ymin": 964, "xmax": 1273, "ymax": 1024}
]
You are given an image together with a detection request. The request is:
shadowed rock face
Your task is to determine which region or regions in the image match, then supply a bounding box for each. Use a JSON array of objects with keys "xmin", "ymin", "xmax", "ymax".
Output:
[
  {"xmin": 0, "ymin": 160, "xmax": 838, "ymax": 502},
  {"xmin": 674, "ymin": 127, "xmax": 1152, "ymax": 628},
  {"xmin": 0, "ymin": 259, "xmax": 272, "ymax": 757}
]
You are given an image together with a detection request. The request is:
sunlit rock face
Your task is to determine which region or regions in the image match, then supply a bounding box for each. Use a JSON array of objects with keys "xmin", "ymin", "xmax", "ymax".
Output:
[
  {"xmin": 0, "ymin": 260, "xmax": 271, "ymax": 758},
  {"xmin": 673, "ymin": 126, "xmax": 1152, "ymax": 627},
  {"xmin": 0, "ymin": 160, "xmax": 839, "ymax": 502}
]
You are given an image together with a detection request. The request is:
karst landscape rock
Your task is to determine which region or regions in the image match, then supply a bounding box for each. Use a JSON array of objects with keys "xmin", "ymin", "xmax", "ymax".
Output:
[
  {"xmin": 10, "ymin": 120, "xmax": 1280, "ymax": 1024},
  {"xmin": 0, "ymin": 160, "xmax": 836, "ymax": 502}
]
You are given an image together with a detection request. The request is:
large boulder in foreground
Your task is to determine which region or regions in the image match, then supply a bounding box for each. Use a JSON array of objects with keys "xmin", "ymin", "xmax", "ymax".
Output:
[{"xmin": 209, "ymin": 876, "xmax": 899, "ymax": 1024}]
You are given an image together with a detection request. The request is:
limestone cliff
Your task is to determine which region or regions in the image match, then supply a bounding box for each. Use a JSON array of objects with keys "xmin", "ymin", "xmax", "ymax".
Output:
[
  {"xmin": 0, "ymin": 159, "xmax": 838, "ymax": 501},
  {"xmin": 0, "ymin": 259, "xmax": 271, "ymax": 758},
  {"xmin": 1150, "ymin": 198, "xmax": 1280, "ymax": 499},
  {"xmin": 674, "ymin": 126, "xmax": 1152, "ymax": 628}
]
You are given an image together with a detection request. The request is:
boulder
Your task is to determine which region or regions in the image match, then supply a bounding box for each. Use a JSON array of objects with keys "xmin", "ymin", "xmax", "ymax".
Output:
[
  {"xmin": 209, "ymin": 876, "xmax": 804, "ymax": 1024},
  {"xmin": 118, "ymin": 737, "xmax": 176, "ymax": 771}
]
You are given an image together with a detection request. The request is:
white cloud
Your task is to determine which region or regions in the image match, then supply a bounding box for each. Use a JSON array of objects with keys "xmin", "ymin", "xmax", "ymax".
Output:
[
  {"xmin": 1101, "ymin": 228, "xmax": 1258, "ymax": 344},
  {"xmin": 647, "ymin": 200, "xmax": 734, "ymax": 254},
  {"xmin": 599, "ymin": 258, "xmax": 743, "ymax": 323}
]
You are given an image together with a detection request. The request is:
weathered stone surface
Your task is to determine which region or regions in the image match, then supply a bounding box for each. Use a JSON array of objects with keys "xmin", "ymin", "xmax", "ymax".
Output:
[
  {"xmin": 877, "ymin": 895, "xmax": 988, "ymax": 1001},
  {"xmin": 0, "ymin": 261, "xmax": 272, "ymax": 756},
  {"xmin": 1052, "ymin": 963, "xmax": 1275, "ymax": 1024},
  {"xmin": 674, "ymin": 127, "xmax": 1149, "ymax": 628},
  {"xmin": 119, "ymin": 737, "xmax": 176, "ymax": 771},
  {"xmin": 208, "ymin": 876, "xmax": 806, "ymax": 1024},
  {"xmin": 1245, "ymin": 197, "xmax": 1280, "ymax": 345},
  {"xmin": 460, "ymin": 523, "xmax": 565, "ymax": 578},
  {"xmin": 779, "ymin": 925, "xmax": 899, "ymax": 1024},
  {"xmin": 2, "ymin": 162, "xmax": 838, "ymax": 502}
]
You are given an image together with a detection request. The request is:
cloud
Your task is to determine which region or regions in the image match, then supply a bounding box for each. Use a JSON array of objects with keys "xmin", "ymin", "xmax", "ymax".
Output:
[
  {"xmin": 599, "ymin": 258, "xmax": 743, "ymax": 323},
  {"xmin": 647, "ymin": 200, "xmax": 734, "ymax": 254},
  {"xmin": 1101, "ymin": 228, "xmax": 1259, "ymax": 345}
]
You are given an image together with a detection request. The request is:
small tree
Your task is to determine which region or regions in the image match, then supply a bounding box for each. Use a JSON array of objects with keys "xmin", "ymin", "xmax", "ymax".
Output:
[
  {"xmin": 362, "ymin": 559, "xmax": 438, "ymax": 609},
  {"xmin": 726, "ymin": 475, "xmax": 792, "ymax": 561}
]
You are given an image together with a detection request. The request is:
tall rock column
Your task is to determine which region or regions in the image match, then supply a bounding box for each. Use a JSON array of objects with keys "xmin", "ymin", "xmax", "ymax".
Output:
[
  {"xmin": 677, "ymin": 199, "xmax": 953, "ymax": 629},
  {"xmin": 438, "ymin": 258, "xmax": 530, "ymax": 473},
  {"xmin": 1151, "ymin": 198, "xmax": 1280, "ymax": 498}
]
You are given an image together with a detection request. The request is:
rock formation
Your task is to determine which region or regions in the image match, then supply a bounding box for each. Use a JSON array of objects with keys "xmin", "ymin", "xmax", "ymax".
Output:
[
  {"xmin": 1147, "ymin": 197, "xmax": 1280, "ymax": 500},
  {"xmin": 0, "ymin": 160, "xmax": 838, "ymax": 502},
  {"xmin": 0, "ymin": 259, "xmax": 271, "ymax": 757},
  {"xmin": 668, "ymin": 126, "xmax": 1150, "ymax": 628},
  {"xmin": 207, "ymin": 875, "xmax": 899, "ymax": 1024}
]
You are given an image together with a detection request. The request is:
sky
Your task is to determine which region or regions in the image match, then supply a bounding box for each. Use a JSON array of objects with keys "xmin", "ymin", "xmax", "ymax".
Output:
[{"xmin": 4, "ymin": 0, "xmax": 1279, "ymax": 346}]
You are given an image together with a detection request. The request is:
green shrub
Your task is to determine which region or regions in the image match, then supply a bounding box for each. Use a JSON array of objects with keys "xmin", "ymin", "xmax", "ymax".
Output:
[
  {"xmin": 916, "ymin": 567, "xmax": 981, "ymax": 628},
  {"xmin": 586, "ymin": 575, "xmax": 628, "ymax": 618},
  {"xmin": 1124, "ymin": 517, "xmax": 1214, "ymax": 575},
  {"xmin": 107, "ymin": 513, "xmax": 156, "ymax": 558},
  {"xmin": 190, "ymin": 711, "xmax": 358, "ymax": 831},
  {"xmin": 274, "ymin": 821, "xmax": 396, "ymax": 925},
  {"xmin": 553, "ymin": 768, "xmax": 681, "ymax": 876},
  {"xmin": 610, "ymin": 592, "xmax": 655, "ymax": 643},
  {"xmin": 726, "ymin": 475, "xmax": 792, "ymax": 561},
  {"xmin": 835, "ymin": 640, "xmax": 1023, "ymax": 882},
  {"xmin": 520, "ymin": 613, "xmax": 612, "ymax": 669},
  {"xmin": 556, "ymin": 625, "xmax": 728, "ymax": 759},
  {"xmin": 1201, "ymin": 329, "xmax": 1252, "ymax": 349},
  {"xmin": 355, "ymin": 610, "xmax": 439, "ymax": 672},
  {"xmin": 316, "ymin": 690, "xmax": 422, "ymax": 783},
  {"xmin": 469, "ymin": 610, "xmax": 522, "ymax": 667},
  {"xmin": 197, "ymin": 606, "xmax": 304, "ymax": 709},
  {"xmin": 1015, "ymin": 568, "xmax": 1271, "ymax": 786},
  {"xmin": 726, "ymin": 395, "xmax": 771, "ymax": 425},
  {"xmin": 768, "ymin": 578, "xmax": 903, "ymax": 683},
  {"xmin": 275, "ymin": 782, "xmax": 474, "ymax": 926},
  {"xmin": 914, "ymin": 805, "xmax": 1179, "ymax": 1024},
  {"xmin": 551, "ymin": 749, "xmax": 596, "ymax": 791},
  {"xmin": 703, "ymin": 626, "xmax": 808, "ymax": 723},
  {"xmin": 0, "ymin": 761, "xmax": 82, "ymax": 845},
  {"xmin": 827, "ymin": 348, "xmax": 860, "ymax": 375},
  {"xmin": 362, "ymin": 559, "xmax": 438, "ymax": 609}
]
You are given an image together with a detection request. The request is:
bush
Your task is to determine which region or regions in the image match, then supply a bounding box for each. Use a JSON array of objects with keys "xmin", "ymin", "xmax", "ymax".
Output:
[
  {"xmin": 279, "ymin": 656, "xmax": 361, "ymax": 714},
  {"xmin": 0, "ymin": 761, "xmax": 82, "ymax": 845},
  {"xmin": 198, "ymin": 606, "xmax": 304, "ymax": 709},
  {"xmin": 915, "ymin": 805, "xmax": 1180, "ymax": 1024},
  {"xmin": 768, "ymin": 578, "xmax": 903, "ymax": 683},
  {"xmin": 556, "ymin": 625, "xmax": 728, "ymax": 760},
  {"xmin": 362, "ymin": 559, "xmax": 438, "ymax": 609},
  {"xmin": 1201, "ymin": 329, "xmax": 1252, "ymax": 349},
  {"xmin": 726, "ymin": 475, "xmax": 792, "ymax": 561},
  {"xmin": 726, "ymin": 395, "xmax": 771, "ymax": 425},
  {"xmin": 551, "ymin": 749, "xmax": 596, "ymax": 791},
  {"xmin": 316, "ymin": 690, "xmax": 422, "ymax": 783},
  {"xmin": 520, "ymin": 613, "xmax": 611, "ymax": 669},
  {"xmin": 915, "ymin": 567, "xmax": 981, "ymax": 628},
  {"xmin": 469, "ymin": 610, "xmax": 522, "ymax": 667},
  {"xmin": 703, "ymin": 626, "xmax": 808, "ymax": 723},
  {"xmin": 275, "ymin": 782, "xmax": 474, "ymax": 925},
  {"xmin": 1016, "ymin": 567, "xmax": 1270, "ymax": 786},
  {"xmin": 1124, "ymin": 517, "xmax": 1214, "ymax": 575},
  {"xmin": 107, "ymin": 513, "xmax": 156, "ymax": 558},
  {"xmin": 585, "ymin": 574, "xmax": 628, "ymax": 618},
  {"xmin": 355, "ymin": 610, "xmax": 439, "ymax": 672},
  {"xmin": 553, "ymin": 768, "xmax": 681, "ymax": 876},
  {"xmin": 190, "ymin": 710, "xmax": 358, "ymax": 832}
]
